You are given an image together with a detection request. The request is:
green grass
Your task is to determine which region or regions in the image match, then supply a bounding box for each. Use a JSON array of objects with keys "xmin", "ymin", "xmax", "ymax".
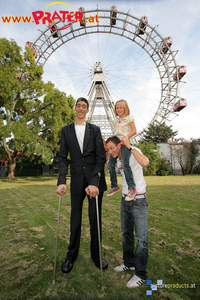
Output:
[{"xmin": 0, "ymin": 175, "xmax": 199, "ymax": 300}]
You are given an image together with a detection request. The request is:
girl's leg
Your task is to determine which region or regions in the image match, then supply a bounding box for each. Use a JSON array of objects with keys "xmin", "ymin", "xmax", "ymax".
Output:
[
  {"xmin": 121, "ymin": 144, "xmax": 136, "ymax": 191},
  {"xmin": 107, "ymin": 155, "xmax": 118, "ymax": 189}
]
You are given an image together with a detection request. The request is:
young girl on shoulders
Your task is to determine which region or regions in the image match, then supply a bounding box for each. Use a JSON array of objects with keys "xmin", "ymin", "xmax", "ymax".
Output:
[{"xmin": 107, "ymin": 99, "xmax": 137, "ymax": 200}]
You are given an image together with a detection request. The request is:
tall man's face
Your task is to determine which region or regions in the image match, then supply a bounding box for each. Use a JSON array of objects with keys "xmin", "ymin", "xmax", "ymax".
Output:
[
  {"xmin": 74, "ymin": 101, "xmax": 89, "ymax": 120},
  {"xmin": 106, "ymin": 141, "xmax": 121, "ymax": 158}
]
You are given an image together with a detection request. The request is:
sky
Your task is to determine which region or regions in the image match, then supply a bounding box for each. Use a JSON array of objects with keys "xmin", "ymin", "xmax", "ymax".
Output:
[{"xmin": 1, "ymin": 0, "xmax": 200, "ymax": 140}]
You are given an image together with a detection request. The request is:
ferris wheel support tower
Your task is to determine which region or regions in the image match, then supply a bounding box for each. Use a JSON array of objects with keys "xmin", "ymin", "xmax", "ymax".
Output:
[{"xmin": 87, "ymin": 63, "xmax": 116, "ymax": 139}]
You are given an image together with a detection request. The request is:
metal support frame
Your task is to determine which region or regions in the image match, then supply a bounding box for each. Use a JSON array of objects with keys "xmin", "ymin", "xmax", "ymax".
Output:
[{"xmin": 86, "ymin": 63, "xmax": 115, "ymax": 138}]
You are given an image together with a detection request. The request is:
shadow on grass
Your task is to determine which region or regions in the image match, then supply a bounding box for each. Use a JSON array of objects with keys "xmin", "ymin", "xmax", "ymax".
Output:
[{"xmin": 1, "ymin": 176, "xmax": 58, "ymax": 182}]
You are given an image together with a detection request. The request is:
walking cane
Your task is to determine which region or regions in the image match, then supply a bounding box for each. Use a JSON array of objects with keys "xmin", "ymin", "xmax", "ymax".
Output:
[
  {"xmin": 96, "ymin": 172, "xmax": 104, "ymax": 291},
  {"xmin": 52, "ymin": 191, "xmax": 63, "ymax": 285},
  {"xmin": 95, "ymin": 194, "xmax": 104, "ymax": 291},
  {"xmin": 88, "ymin": 173, "xmax": 104, "ymax": 290}
]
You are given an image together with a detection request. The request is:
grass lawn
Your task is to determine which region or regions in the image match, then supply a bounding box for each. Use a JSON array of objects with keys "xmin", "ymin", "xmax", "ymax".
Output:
[{"xmin": 0, "ymin": 175, "xmax": 199, "ymax": 300}]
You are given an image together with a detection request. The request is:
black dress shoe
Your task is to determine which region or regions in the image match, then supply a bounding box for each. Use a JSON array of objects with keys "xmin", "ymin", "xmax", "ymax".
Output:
[
  {"xmin": 92, "ymin": 258, "xmax": 108, "ymax": 271},
  {"xmin": 61, "ymin": 258, "xmax": 73, "ymax": 274}
]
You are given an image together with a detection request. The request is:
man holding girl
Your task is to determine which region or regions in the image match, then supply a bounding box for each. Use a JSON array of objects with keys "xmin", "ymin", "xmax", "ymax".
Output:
[
  {"xmin": 105, "ymin": 134, "xmax": 149, "ymax": 288},
  {"xmin": 105, "ymin": 99, "xmax": 149, "ymax": 288}
]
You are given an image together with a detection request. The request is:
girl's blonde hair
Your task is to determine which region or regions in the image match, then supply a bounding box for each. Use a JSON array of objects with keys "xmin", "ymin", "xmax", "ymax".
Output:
[{"xmin": 114, "ymin": 100, "xmax": 130, "ymax": 117}]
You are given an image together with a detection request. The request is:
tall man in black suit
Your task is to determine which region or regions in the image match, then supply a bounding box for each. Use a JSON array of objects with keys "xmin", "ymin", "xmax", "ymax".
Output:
[{"xmin": 56, "ymin": 97, "xmax": 108, "ymax": 274}]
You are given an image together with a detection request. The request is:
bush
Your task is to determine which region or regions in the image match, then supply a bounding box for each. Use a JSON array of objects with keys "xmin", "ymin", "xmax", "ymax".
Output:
[{"xmin": 156, "ymin": 157, "xmax": 173, "ymax": 176}]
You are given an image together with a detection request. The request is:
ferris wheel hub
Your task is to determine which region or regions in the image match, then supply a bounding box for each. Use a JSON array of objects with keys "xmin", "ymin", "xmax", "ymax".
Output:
[{"xmin": 94, "ymin": 62, "xmax": 103, "ymax": 74}]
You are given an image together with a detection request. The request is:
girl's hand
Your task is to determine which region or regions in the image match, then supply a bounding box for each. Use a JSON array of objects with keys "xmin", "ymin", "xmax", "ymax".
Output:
[{"xmin": 121, "ymin": 136, "xmax": 131, "ymax": 148}]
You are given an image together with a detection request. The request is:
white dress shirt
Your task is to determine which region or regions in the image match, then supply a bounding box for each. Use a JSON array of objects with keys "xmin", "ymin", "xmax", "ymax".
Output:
[{"xmin": 75, "ymin": 121, "xmax": 86, "ymax": 153}]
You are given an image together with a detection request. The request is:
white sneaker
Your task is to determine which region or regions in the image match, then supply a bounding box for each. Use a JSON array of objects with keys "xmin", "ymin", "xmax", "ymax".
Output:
[
  {"xmin": 114, "ymin": 263, "xmax": 135, "ymax": 272},
  {"xmin": 126, "ymin": 275, "xmax": 145, "ymax": 288}
]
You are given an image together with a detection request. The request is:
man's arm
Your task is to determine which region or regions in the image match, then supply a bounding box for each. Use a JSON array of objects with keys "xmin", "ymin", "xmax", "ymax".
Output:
[
  {"xmin": 121, "ymin": 137, "xmax": 149, "ymax": 167},
  {"xmin": 85, "ymin": 126, "xmax": 105, "ymax": 198},
  {"xmin": 103, "ymin": 138, "xmax": 110, "ymax": 162}
]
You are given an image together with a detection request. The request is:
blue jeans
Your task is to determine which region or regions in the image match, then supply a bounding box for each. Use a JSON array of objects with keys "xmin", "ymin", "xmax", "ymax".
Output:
[
  {"xmin": 107, "ymin": 145, "xmax": 136, "ymax": 190},
  {"xmin": 120, "ymin": 194, "xmax": 148, "ymax": 280},
  {"xmin": 107, "ymin": 155, "xmax": 118, "ymax": 189}
]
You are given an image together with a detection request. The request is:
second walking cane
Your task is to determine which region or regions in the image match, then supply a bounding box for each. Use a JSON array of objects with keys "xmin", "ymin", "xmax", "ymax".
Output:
[
  {"xmin": 52, "ymin": 191, "xmax": 63, "ymax": 285},
  {"xmin": 95, "ymin": 194, "xmax": 104, "ymax": 291},
  {"xmin": 96, "ymin": 172, "xmax": 104, "ymax": 291}
]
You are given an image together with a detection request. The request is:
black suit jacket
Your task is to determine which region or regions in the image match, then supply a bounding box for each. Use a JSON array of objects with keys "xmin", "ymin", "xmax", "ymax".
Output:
[{"xmin": 57, "ymin": 122, "xmax": 107, "ymax": 194}]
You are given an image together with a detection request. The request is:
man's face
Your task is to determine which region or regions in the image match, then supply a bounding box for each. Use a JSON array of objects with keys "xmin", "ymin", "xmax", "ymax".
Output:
[
  {"xmin": 75, "ymin": 101, "xmax": 89, "ymax": 119},
  {"xmin": 106, "ymin": 141, "xmax": 121, "ymax": 158}
]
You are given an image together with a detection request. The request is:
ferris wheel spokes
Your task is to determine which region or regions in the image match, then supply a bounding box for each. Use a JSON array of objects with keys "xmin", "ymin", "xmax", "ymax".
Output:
[{"xmin": 26, "ymin": 5, "xmax": 186, "ymax": 139}]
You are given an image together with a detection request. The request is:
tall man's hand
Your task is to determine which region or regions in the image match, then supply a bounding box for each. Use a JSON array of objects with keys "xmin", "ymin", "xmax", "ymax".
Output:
[
  {"xmin": 56, "ymin": 184, "xmax": 66, "ymax": 196},
  {"xmin": 85, "ymin": 185, "xmax": 99, "ymax": 199}
]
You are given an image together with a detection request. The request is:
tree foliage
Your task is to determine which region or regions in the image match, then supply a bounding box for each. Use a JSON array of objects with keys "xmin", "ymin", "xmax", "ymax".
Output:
[
  {"xmin": 192, "ymin": 160, "xmax": 200, "ymax": 174},
  {"xmin": 136, "ymin": 141, "xmax": 160, "ymax": 175},
  {"xmin": 156, "ymin": 157, "xmax": 173, "ymax": 176},
  {"xmin": 173, "ymin": 139, "xmax": 199, "ymax": 175},
  {"xmin": 136, "ymin": 141, "xmax": 174, "ymax": 176},
  {"xmin": 143, "ymin": 122, "xmax": 178, "ymax": 143},
  {"xmin": 0, "ymin": 38, "xmax": 76, "ymax": 179}
]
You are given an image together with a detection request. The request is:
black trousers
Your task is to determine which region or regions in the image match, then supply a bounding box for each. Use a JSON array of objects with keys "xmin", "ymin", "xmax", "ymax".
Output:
[{"xmin": 66, "ymin": 185, "xmax": 103, "ymax": 263}]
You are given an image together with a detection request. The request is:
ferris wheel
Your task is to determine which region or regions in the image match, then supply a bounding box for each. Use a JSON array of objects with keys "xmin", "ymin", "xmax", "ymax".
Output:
[{"xmin": 26, "ymin": 5, "xmax": 187, "ymax": 139}]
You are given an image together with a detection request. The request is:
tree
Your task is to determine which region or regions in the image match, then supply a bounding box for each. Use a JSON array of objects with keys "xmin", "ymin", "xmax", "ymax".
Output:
[
  {"xmin": 0, "ymin": 38, "xmax": 75, "ymax": 179},
  {"xmin": 136, "ymin": 141, "xmax": 160, "ymax": 175},
  {"xmin": 192, "ymin": 160, "xmax": 200, "ymax": 174},
  {"xmin": 173, "ymin": 139, "xmax": 199, "ymax": 175},
  {"xmin": 143, "ymin": 122, "xmax": 178, "ymax": 143},
  {"xmin": 173, "ymin": 144, "xmax": 187, "ymax": 175},
  {"xmin": 37, "ymin": 89, "xmax": 75, "ymax": 164},
  {"xmin": 188, "ymin": 140, "xmax": 199, "ymax": 174}
]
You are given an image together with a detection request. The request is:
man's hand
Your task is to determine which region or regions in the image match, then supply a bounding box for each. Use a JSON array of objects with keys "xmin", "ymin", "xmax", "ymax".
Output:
[
  {"xmin": 102, "ymin": 138, "xmax": 108, "ymax": 152},
  {"xmin": 121, "ymin": 136, "xmax": 131, "ymax": 149},
  {"xmin": 56, "ymin": 184, "xmax": 66, "ymax": 196},
  {"xmin": 85, "ymin": 185, "xmax": 99, "ymax": 199}
]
